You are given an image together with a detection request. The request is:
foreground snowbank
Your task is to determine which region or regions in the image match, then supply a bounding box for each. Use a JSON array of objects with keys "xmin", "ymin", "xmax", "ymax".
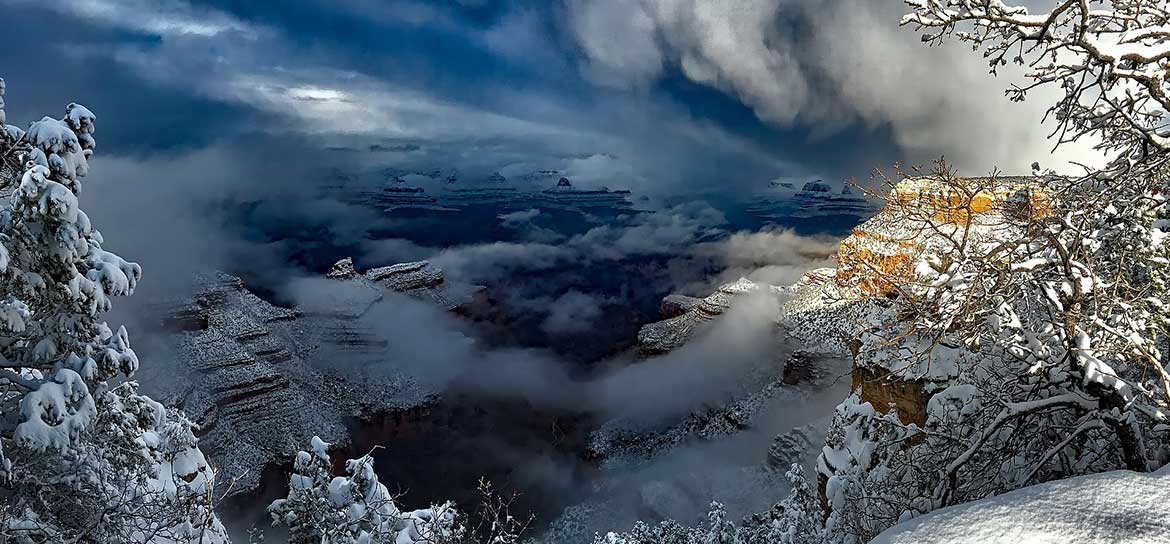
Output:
[{"xmin": 872, "ymin": 466, "xmax": 1170, "ymax": 544}]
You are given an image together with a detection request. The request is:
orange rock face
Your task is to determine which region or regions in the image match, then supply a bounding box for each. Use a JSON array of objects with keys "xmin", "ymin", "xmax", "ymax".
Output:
[
  {"xmin": 892, "ymin": 177, "xmax": 1051, "ymax": 225},
  {"xmin": 852, "ymin": 365, "xmax": 930, "ymax": 428},
  {"xmin": 835, "ymin": 230, "xmax": 923, "ymax": 295},
  {"xmin": 835, "ymin": 177, "xmax": 1050, "ymax": 295}
]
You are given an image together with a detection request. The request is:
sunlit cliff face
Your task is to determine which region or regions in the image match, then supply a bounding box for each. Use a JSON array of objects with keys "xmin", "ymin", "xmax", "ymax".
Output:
[
  {"xmin": 835, "ymin": 176, "xmax": 1053, "ymax": 295},
  {"xmin": 890, "ymin": 177, "xmax": 1053, "ymax": 225}
]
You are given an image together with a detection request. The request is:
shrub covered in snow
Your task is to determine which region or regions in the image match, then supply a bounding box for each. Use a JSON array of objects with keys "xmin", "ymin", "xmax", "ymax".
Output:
[
  {"xmin": 269, "ymin": 436, "xmax": 459, "ymax": 544},
  {"xmin": 812, "ymin": 0, "xmax": 1170, "ymax": 540},
  {"xmin": 270, "ymin": 436, "xmax": 530, "ymax": 544},
  {"xmin": 609, "ymin": 2, "xmax": 1170, "ymax": 541},
  {"xmin": 595, "ymin": 464, "xmax": 825, "ymax": 544}
]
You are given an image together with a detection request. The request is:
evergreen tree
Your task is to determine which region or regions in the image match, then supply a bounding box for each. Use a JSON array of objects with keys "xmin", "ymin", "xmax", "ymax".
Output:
[{"xmin": 0, "ymin": 77, "xmax": 226, "ymax": 543}]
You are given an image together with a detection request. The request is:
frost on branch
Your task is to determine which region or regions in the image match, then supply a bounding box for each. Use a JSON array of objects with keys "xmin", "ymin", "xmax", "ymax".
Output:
[
  {"xmin": 816, "ymin": 161, "xmax": 1170, "ymax": 542},
  {"xmin": 794, "ymin": 5, "xmax": 1170, "ymax": 538},
  {"xmin": 902, "ymin": 0, "xmax": 1170, "ymax": 180},
  {"xmin": 0, "ymin": 77, "xmax": 225, "ymax": 543}
]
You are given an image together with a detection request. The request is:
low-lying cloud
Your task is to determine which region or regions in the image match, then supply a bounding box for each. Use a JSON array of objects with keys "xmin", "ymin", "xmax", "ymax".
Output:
[{"xmin": 540, "ymin": 291, "xmax": 608, "ymax": 336}]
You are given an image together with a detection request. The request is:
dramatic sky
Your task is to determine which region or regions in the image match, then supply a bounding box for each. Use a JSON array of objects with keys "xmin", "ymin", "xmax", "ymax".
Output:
[{"xmin": 2, "ymin": 0, "xmax": 1100, "ymax": 198}]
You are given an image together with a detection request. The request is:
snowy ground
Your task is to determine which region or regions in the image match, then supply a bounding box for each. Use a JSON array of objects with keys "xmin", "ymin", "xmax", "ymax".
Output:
[{"xmin": 872, "ymin": 465, "xmax": 1170, "ymax": 544}]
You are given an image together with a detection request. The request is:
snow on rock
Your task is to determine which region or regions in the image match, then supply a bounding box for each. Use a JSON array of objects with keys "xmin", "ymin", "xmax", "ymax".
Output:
[
  {"xmin": 659, "ymin": 294, "xmax": 702, "ymax": 319},
  {"xmin": 637, "ymin": 278, "xmax": 781, "ymax": 357},
  {"xmin": 568, "ymin": 269, "xmax": 854, "ymax": 540},
  {"xmin": 145, "ymin": 270, "xmax": 441, "ymax": 494},
  {"xmin": 529, "ymin": 176, "xmax": 635, "ymax": 210},
  {"xmin": 144, "ymin": 259, "xmax": 486, "ymax": 494},
  {"xmin": 342, "ymin": 176, "xmax": 457, "ymax": 212},
  {"xmin": 779, "ymin": 267, "xmax": 874, "ymax": 356},
  {"xmin": 379, "ymin": 176, "xmax": 455, "ymax": 212},
  {"xmin": 326, "ymin": 256, "xmax": 357, "ymax": 279},
  {"xmin": 585, "ymin": 352, "xmax": 839, "ymax": 465},
  {"xmin": 767, "ymin": 422, "xmax": 827, "ymax": 470},
  {"xmin": 872, "ymin": 466, "xmax": 1170, "ymax": 544},
  {"xmin": 338, "ymin": 257, "xmax": 486, "ymax": 312},
  {"xmin": 549, "ymin": 350, "xmax": 851, "ymax": 544}
]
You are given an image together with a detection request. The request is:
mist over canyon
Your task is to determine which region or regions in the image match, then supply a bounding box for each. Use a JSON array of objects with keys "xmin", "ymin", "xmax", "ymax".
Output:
[
  {"xmin": 101, "ymin": 152, "xmax": 868, "ymax": 540},
  {"xmin": 5, "ymin": 2, "xmax": 1163, "ymax": 543}
]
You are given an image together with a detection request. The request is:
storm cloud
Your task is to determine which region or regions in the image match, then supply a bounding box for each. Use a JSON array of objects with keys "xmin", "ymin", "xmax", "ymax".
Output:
[{"xmin": 0, "ymin": 0, "xmax": 1100, "ymax": 201}]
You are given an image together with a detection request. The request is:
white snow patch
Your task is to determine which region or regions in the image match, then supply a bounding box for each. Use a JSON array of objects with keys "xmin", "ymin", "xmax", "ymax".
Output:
[{"xmin": 872, "ymin": 466, "xmax": 1170, "ymax": 544}]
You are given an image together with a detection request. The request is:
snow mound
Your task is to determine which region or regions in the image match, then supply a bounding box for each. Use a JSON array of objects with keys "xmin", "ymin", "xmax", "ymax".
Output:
[{"xmin": 872, "ymin": 467, "xmax": 1170, "ymax": 544}]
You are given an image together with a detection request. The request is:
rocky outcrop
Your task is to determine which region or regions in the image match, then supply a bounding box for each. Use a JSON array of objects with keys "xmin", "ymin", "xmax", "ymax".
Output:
[
  {"xmin": 329, "ymin": 175, "xmax": 459, "ymax": 213},
  {"xmin": 145, "ymin": 259, "xmax": 485, "ymax": 495},
  {"xmin": 768, "ymin": 423, "xmax": 825, "ymax": 470},
  {"xmin": 342, "ymin": 258, "xmax": 486, "ymax": 312},
  {"xmin": 144, "ymin": 273, "xmax": 412, "ymax": 494},
  {"xmin": 374, "ymin": 177, "xmax": 455, "ymax": 212},
  {"xmin": 851, "ymin": 365, "xmax": 929, "ymax": 428},
  {"xmin": 442, "ymin": 172, "xmax": 637, "ymax": 210},
  {"xmin": 531, "ymin": 177, "xmax": 634, "ymax": 210},
  {"xmin": 326, "ymin": 256, "xmax": 358, "ymax": 279},
  {"xmin": 889, "ymin": 175, "xmax": 1050, "ymax": 224},
  {"xmin": 636, "ymin": 278, "xmax": 778, "ymax": 357},
  {"xmin": 330, "ymin": 169, "xmax": 638, "ymax": 214},
  {"xmin": 586, "ymin": 350, "xmax": 847, "ymax": 466},
  {"xmin": 547, "ymin": 345, "xmax": 850, "ymax": 544},
  {"xmin": 659, "ymin": 294, "xmax": 701, "ymax": 319},
  {"xmin": 835, "ymin": 176, "xmax": 1051, "ymax": 295},
  {"xmin": 746, "ymin": 179, "xmax": 879, "ymax": 222},
  {"xmin": 806, "ymin": 175, "xmax": 1050, "ymax": 513}
]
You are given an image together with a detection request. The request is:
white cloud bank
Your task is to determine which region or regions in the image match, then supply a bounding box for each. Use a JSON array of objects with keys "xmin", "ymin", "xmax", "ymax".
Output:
[{"xmin": 565, "ymin": 0, "xmax": 1104, "ymax": 175}]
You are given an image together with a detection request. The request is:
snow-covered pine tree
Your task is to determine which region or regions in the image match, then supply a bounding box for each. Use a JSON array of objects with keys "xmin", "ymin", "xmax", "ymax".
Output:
[
  {"xmin": 0, "ymin": 77, "xmax": 227, "ymax": 543},
  {"xmin": 0, "ymin": 78, "xmax": 23, "ymax": 190}
]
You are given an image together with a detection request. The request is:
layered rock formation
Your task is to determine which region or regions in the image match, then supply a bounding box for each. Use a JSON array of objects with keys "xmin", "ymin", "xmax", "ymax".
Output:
[
  {"xmin": 439, "ymin": 172, "xmax": 524, "ymax": 208},
  {"xmin": 781, "ymin": 175, "xmax": 1057, "ymax": 512},
  {"xmin": 836, "ymin": 176, "xmax": 1051, "ymax": 294},
  {"xmin": 529, "ymin": 177, "xmax": 634, "ymax": 211},
  {"xmin": 385, "ymin": 177, "xmax": 454, "ymax": 211},
  {"xmin": 636, "ymin": 278, "xmax": 779, "ymax": 357},
  {"xmin": 346, "ymin": 176, "xmax": 456, "ymax": 212},
  {"xmin": 360, "ymin": 259, "xmax": 487, "ymax": 311},
  {"xmin": 543, "ymin": 274, "xmax": 852, "ymax": 543},
  {"xmin": 145, "ymin": 259, "xmax": 485, "ymax": 494},
  {"xmin": 745, "ymin": 179, "xmax": 878, "ymax": 223},
  {"xmin": 635, "ymin": 267, "xmax": 859, "ymax": 359},
  {"xmin": 331, "ymin": 170, "xmax": 638, "ymax": 214}
]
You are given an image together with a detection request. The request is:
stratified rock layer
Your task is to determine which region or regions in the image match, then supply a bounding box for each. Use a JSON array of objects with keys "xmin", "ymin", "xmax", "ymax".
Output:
[
  {"xmin": 148, "ymin": 260, "xmax": 484, "ymax": 494},
  {"xmin": 746, "ymin": 179, "xmax": 878, "ymax": 222},
  {"xmin": 636, "ymin": 278, "xmax": 776, "ymax": 357}
]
